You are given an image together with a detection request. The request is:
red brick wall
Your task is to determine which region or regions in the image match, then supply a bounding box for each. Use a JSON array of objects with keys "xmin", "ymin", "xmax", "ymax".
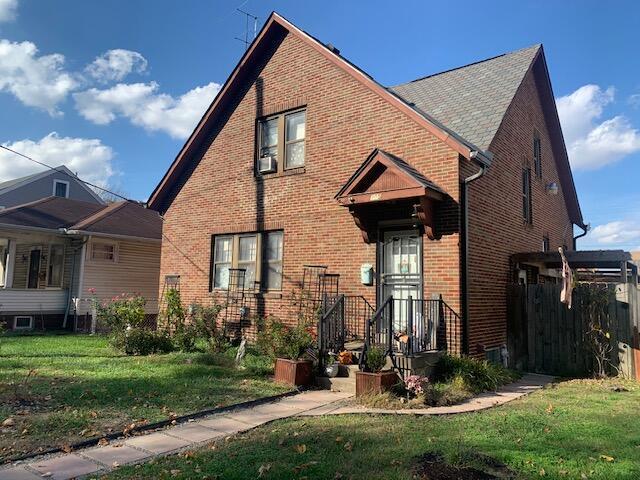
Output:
[
  {"xmin": 465, "ymin": 64, "xmax": 574, "ymax": 355},
  {"xmin": 159, "ymin": 31, "xmax": 463, "ymax": 335}
]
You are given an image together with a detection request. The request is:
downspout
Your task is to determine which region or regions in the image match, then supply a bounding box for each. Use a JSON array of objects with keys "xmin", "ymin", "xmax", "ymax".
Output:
[
  {"xmin": 460, "ymin": 151, "xmax": 488, "ymax": 355},
  {"xmin": 572, "ymin": 223, "xmax": 588, "ymax": 250}
]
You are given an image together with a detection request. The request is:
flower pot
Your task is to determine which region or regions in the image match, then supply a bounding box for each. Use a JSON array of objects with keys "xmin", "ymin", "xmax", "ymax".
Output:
[
  {"xmin": 324, "ymin": 362, "xmax": 339, "ymax": 378},
  {"xmin": 274, "ymin": 358, "xmax": 314, "ymax": 386},
  {"xmin": 355, "ymin": 370, "xmax": 399, "ymax": 397}
]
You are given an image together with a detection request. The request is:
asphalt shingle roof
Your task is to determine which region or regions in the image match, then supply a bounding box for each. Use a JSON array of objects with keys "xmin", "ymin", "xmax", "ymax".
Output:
[{"xmin": 390, "ymin": 45, "xmax": 541, "ymax": 151}]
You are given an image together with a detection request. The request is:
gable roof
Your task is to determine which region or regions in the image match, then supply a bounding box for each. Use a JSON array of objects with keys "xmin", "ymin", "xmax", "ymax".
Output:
[
  {"xmin": 390, "ymin": 45, "xmax": 541, "ymax": 151},
  {"xmin": 0, "ymin": 165, "xmax": 105, "ymax": 204},
  {"xmin": 147, "ymin": 12, "xmax": 492, "ymax": 213},
  {"xmin": 0, "ymin": 197, "xmax": 161, "ymax": 241}
]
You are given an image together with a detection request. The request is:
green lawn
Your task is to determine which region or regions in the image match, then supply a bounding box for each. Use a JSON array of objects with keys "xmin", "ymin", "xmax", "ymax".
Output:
[
  {"xmin": 107, "ymin": 378, "xmax": 640, "ymax": 480},
  {"xmin": 0, "ymin": 333, "xmax": 289, "ymax": 463}
]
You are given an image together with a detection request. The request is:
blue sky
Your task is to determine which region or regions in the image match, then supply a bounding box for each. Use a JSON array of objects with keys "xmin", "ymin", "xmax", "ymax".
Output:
[{"xmin": 0, "ymin": 0, "xmax": 639, "ymax": 250}]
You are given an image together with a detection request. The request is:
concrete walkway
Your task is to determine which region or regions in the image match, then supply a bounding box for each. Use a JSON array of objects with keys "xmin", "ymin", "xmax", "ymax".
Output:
[{"xmin": 0, "ymin": 374, "xmax": 552, "ymax": 480}]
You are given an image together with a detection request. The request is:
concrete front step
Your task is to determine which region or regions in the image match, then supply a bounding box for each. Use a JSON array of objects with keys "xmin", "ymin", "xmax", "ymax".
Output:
[{"xmin": 316, "ymin": 376, "xmax": 356, "ymax": 394}]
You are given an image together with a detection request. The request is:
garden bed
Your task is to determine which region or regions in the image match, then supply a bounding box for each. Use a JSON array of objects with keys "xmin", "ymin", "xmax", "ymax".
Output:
[{"xmin": 0, "ymin": 333, "xmax": 288, "ymax": 463}]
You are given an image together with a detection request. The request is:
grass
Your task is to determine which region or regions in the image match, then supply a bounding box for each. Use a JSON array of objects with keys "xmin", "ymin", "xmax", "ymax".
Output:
[
  {"xmin": 0, "ymin": 333, "xmax": 289, "ymax": 463},
  {"xmin": 106, "ymin": 378, "xmax": 640, "ymax": 480}
]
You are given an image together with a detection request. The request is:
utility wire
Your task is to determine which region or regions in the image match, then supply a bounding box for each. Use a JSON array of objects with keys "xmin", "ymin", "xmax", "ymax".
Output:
[{"xmin": 0, "ymin": 144, "xmax": 132, "ymax": 202}]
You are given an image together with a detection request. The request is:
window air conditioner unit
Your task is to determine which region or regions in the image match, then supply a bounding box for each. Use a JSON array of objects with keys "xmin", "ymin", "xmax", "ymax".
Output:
[{"xmin": 258, "ymin": 155, "xmax": 276, "ymax": 173}]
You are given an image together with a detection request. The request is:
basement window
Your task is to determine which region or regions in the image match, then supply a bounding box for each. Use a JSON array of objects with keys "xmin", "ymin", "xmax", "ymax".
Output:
[
  {"xmin": 257, "ymin": 109, "xmax": 306, "ymax": 174},
  {"xmin": 14, "ymin": 316, "xmax": 33, "ymax": 330},
  {"xmin": 211, "ymin": 231, "xmax": 283, "ymax": 291}
]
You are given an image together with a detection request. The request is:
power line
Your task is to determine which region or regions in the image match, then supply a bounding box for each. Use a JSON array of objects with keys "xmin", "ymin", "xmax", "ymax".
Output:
[{"xmin": 0, "ymin": 144, "xmax": 132, "ymax": 202}]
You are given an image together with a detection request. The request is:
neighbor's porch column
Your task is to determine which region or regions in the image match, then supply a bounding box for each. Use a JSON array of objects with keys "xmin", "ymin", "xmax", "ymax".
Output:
[{"xmin": 4, "ymin": 239, "xmax": 16, "ymax": 288}]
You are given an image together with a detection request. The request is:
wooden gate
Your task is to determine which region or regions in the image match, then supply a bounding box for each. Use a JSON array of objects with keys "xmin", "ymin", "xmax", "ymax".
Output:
[{"xmin": 507, "ymin": 283, "xmax": 639, "ymax": 378}]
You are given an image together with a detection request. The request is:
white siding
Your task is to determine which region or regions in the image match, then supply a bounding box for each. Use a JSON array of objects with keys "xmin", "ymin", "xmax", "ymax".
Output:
[
  {"xmin": 0, "ymin": 289, "xmax": 68, "ymax": 313},
  {"xmin": 77, "ymin": 239, "xmax": 160, "ymax": 314}
]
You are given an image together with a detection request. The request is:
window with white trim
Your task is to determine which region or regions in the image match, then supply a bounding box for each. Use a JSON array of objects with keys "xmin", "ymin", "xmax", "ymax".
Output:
[
  {"xmin": 14, "ymin": 316, "xmax": 33, "ymax": 330},
  {"xmin": 211, "ymin": 231, "xmax": 283, "ymax": 291},
  {"xmin": 53, "ymin": 180, "xmax": 69, "ymax": 198},
  {"xmin": 47, "ymin": 244, "xmax": 65, "ymax": 287},
  {"xmin": 90, "ymin": 241, "xmax": 118, "ymax": 262}
]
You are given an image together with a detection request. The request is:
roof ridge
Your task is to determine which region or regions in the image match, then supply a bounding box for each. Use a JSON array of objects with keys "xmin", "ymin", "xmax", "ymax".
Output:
[
  {"xmin": 0, "ymin": 196, "xmax": 55, "ymax": 217},
  {"xmin": 70, "ymin": 201, "xmax": 128, "ymax": 231},
  {"xmin": 394, "ymin": 44, "xmax": 541, "ymax": 87}
]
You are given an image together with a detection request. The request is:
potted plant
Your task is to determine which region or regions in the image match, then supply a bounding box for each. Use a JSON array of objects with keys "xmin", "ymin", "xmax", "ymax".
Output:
[
  {"xmin": 259, "ymin": 318, "xmax": 315, "ymax": 387},
  {"xmin": 355, "ymin": 346, "xmax": 399, "ymax": 397},
  {"xmin": 323, "ymin": 352, "xmax": 339, "ymax": 378}
]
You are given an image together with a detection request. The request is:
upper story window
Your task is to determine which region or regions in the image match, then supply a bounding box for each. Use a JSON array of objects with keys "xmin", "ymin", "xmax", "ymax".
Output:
[
  {"xmin": 257, "ymin": 109, "xmax": 306, "ymax": 174},
  {"xmin": 542, "ymin": 235, "xmax": 550, "ymax": 252},
  {"xmin": 53, "ymin": 179, "xmax": 69, "ymax": 198},
  {"xmin": 522, "ymin": 167, "xmax": 532, "ymax": 224},
  {"xmin": 533, "ymin": 132, "xmax": 542, "ymax": 178},
  {"xmin": 211, "ymin": 231, "xmax": 283, "ymax": 291}
]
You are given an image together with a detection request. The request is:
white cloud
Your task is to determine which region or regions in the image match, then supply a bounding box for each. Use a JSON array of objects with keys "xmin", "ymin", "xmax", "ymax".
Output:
[
  {"xmin": 0, "ymin": 0, "xmax": 17, "ymax": 22},
  {"xmin": 85, "ymin": 49, "xmax": 148, "ymax": 83},
  {"xmin": 0, "ymin": 39, "xmax": 78, "ymax": 115},
  {"xmin": 628, "ymin": 93, "xmax": 640, "ymax": 108},
  {"xmin": 0, "ymin": 132, "xmax": 115, "ymax": 188},
  {"xmin": 556, "ymin": 84, "xmax": 640, "ymax": 170},
  {"xmin": 73, "ymin": 81, "xmax": 221, "ymax": 139},
  {"xmin": 588, "ymin": 220, "xmax": 640, "ymax": 248}
]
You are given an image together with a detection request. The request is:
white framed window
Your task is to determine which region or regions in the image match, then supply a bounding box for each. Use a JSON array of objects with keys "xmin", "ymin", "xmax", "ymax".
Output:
[
  {"xmin": 257, "ymin": 109, "xmax": 306, "ymax": 174},
  {"xmin": 90, "ymin": 241, "xmax": 118, "ymax": 263},
  {"xmin": 14, "ymin": 316, "xmax": 33, "ymax": 330},
  {"xmin": 47, "ymin": 244, "xmax": 65, "ymax": 287},
  {"xmin": 211, "ymin": 231, "xmax": 283, "ymax": 291},
  {"xmin": 53, "ymin": 179, "xmax": 69, "ymax": 198}
]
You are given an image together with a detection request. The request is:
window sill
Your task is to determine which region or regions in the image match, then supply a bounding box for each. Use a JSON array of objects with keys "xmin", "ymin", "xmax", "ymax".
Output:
[
  {"xmin": 210, "ymin": 289, "xmax": 282, "ymax": 299},
  {"xmin": 257, "ymin": 167, "xmax": 305, "ymax": 179}
]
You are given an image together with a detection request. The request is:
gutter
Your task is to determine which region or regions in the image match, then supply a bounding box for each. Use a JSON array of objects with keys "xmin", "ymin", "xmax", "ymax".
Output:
[
  {"xmin": 572, "ymin": 223, "xmax": 589, "ymax": 250},
  {"xmin": 460, "ymin": 151, "xmax": 489, "ymax": 355}
]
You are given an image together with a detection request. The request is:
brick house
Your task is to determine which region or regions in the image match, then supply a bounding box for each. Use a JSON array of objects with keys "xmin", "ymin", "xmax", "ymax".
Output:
[{"xmin": 148, "ymin": 13, "xmax": 585, "ymax": 360}]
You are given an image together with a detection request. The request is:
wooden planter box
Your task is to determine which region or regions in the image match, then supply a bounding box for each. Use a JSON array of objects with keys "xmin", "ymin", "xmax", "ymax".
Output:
[
  {"xmin": 355, "ymin": 370, "xmax": 399, "ymax": 397},
  {"xmin": 274, "ymin": 358, "xmax": 314, "ymax": 386}
]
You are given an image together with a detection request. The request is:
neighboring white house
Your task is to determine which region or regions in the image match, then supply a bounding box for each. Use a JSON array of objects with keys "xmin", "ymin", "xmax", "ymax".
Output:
[
  {"xmin": 0, "ymin": 196, "xmax": 161, "ymax": 331},
  {"xmin": 0, "ymin": 166, "xmax": 105, "ymax": 209}
]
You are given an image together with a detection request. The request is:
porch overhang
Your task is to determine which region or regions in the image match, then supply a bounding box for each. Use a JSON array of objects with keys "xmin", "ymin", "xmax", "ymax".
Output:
[{"xmin": 335, "ymin": 149, "xmax": 445, "ymax": 243}]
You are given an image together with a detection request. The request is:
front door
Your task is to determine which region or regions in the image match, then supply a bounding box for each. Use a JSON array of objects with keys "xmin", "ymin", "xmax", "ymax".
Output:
[{"xmin": 27, "ymin": 248, "xmax": 41, "ymax": 289}]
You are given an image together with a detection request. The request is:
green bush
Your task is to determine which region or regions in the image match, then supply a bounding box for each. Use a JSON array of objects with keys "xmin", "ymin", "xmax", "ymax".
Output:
[
  {"xmin": 191, "ymin": 304, "xmax": 228, "ymax": 353},
  {"xmin": 365, "ymin": 346, "xmax": 387, "ymax": 373},
  {"xmin": 256, "ymin": 317, "xmax": 315, "ymax": 360},
  {"xmin": 172, "ymin": 323, "xmax": 200, "ymax": 352},
  {"xmin": 423, "ymin": 375, "xmax": 473, "ymax": 406},
  {"xmin": 96, "ymin": 294, "xmax": 147, "ymax": 331},
  {"xmin": 431, "ymin": 354, "xmax": 518, "ymax": 393},
  {"xmin": 110, "ymin": 328, "xmax": 174, "ymax": 355}
]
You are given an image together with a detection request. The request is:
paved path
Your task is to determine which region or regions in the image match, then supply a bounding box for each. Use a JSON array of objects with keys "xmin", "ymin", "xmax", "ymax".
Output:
[{"xmin": 0, "ymin": 374, "xmax": 552, "ymax": 480}]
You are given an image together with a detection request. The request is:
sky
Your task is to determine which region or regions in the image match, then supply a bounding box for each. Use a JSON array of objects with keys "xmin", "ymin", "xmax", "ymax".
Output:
[{"xmin": 0, "ymin": 0, "xmax": 639, "ymax": 250}]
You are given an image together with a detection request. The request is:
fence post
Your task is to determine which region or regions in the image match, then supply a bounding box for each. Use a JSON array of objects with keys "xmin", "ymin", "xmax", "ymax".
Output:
[
  {"xmin": 388, "ymin": 298, "xmax": 394, "ymax": 355},
  {"xmin": 407, "ymin": 295, "xmax": 414, "ymax": 355}
]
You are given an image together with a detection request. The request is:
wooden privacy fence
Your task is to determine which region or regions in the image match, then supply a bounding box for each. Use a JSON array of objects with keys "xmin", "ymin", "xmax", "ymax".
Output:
[{"xmin": 507, "ymin": 283, "xmax": 640, "ymax": 379}]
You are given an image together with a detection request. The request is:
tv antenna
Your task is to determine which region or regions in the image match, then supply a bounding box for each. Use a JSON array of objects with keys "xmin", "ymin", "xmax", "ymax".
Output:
[{"xmin": 234, "ymin": 8, "xmax": 258, "ymax": 51}]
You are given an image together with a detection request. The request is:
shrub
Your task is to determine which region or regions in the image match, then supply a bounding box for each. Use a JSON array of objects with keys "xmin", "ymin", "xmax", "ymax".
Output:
[
  {"xmin": 405, "ymin": 374, "xmax": 429, "ymax": 397},
  {"xmin": 172, "ymin": 323, "xmax": 200, "ymax": 352},
  {"xmin": 110, "ymin": 328, "xmax": 174, "ymax": 355},
  {"xmin": 97, "ymin": 294, "xmax": 146, "ymax": 331},
  {"xmin": 256, "ymin": 317, "xmax": 314, "ymax": 360},
  {"xmin": 191, "ymin": 304, "xmax": 228, "ymax": 353},
  {"xmin": 431, "ymin": 354, "xmax": 518, "ymax": 393},
  {"xmin": 365, "ymin": 346, "xmax": 387, "ymax": 373},
  {"xmin": 423, "ymin": 375, "xmax": 473, "ymax": 407}
]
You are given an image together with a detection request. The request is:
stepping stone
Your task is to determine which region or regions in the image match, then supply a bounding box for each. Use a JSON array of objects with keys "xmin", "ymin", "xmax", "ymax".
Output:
[
  {"xmin": 197, "ymin": 415, "xmax": 255, "ymax": 433},
  {"xmin": 124, "ymin": 432, "xmax": 191, "ymax": 454},
  {"xmin": 165, "ymin": 423, "xmax": 226, "ymax": 442},
  {"xmin": 81, "ymin": 444, "xmax": 152, "ymax": 466},
  {"xmin": 30, "ymin": 454, "xmax": 102, "ymax": 480},
  {"xmin": 0, "ymin": 466, "xmax": 41, "ymax": 480}
]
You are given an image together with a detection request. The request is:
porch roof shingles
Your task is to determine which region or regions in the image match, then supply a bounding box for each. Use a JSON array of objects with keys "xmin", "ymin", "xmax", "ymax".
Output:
[
  {"xmin": 390, "ymin": 45, "xmax": 541, "ymax": 151},
  {"xmin": 0, "ymin": 197, "xmax": 161, "ymax": 240}
]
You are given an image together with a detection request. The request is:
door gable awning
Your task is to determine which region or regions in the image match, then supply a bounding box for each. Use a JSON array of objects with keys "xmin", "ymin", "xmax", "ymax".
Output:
[{"xmin": 335, "ymin": 149, "xmax": 445, "ymax": 206}]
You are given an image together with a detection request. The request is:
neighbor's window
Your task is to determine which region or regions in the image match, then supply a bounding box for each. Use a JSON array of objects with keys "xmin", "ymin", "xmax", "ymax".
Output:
[
  {"xmin": 542, "ymin": 236, "xmax": 550, "ymax": 252},
  {"xmin": 90, "ymin": 241, "xmax": 117, "ymax": 262},
  {"xmin": 522, "ymin": 167, "xmax": 532, "ymax": 224},
  {"xmin": 533, "ymin": 133, "xmax": 542, "ymax": 178},
  {"xmin": 47, "ymin": 244, "xmax": 65, "ymax": 287},
  {"xmin": 211, "ymin": 231, "xmax": 283, "ymax": 291},
  {"xmin": 53, "ymin": 180, "xmax": 69, "ymax": 198},
  {"xmin": 257, "ymin": 109, "xmax": 306, "ymax": 174},
  {"xmin": 14, "ymin": 316, "xmax": 33, "ymax": 330}
]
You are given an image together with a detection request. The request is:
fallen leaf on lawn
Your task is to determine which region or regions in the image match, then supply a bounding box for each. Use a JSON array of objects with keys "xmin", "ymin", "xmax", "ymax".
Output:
[
  {"xmin": 294, "ymin": 444, "xmax": 307, "ymax": 454},
  {"xmin": 97, "ymin": 438, "xmax": 109, "ymax": 446},
  {"xmin": 545, "ymin": 404, "xmax": 553, "ymax": 413},
  {"xmin": 391, "ymin": 460, "xmax": 401, "ymax": 466},
  {"xmin": 61, "ymin": 444, "xmax": 73, "ymax": 453},
  {"xmin": 334, "ymin": 474, "xmax": 343, "ymax": 480},
  {"xmin": 112, "ymin": 461, "xmax": 120, "ymax": 468},
  {"xmin": 170, "ymin": 469, "xmax": 181, "ymax": 476},
  {"xmin": 600, "ymin": 454, "xmax": 615, "ymax": 462},
  {"xmin": 2, "ymin": 418, "xmax": 15, "ymax": 427},
  {"xmin": 258, "ymin": 463, "xmax": 271, "ymax": 477},
  {"xmin": 344, "ymin": 441, "xmax": 353, "ymax": 452},
  {"xmin": 40, "ymin": 472, "xmax": 52, "ymax": 477},
  {"xmin": 335, "ymin": 436, "xmax": 343, "ymax": 443},
  {"xmin": 90, "ymin": 411, "xmax": 98, "ymax": 418},
  {"xmin": 539, "ymin": 468, "xmax": 546, "ymax": 476},
  {"xmin": 293, "ymin": 461, "xmax": 318, "ymax": 473},
  {"xmin": 543, "ymin": 427, "xmax": 551, "ymax": 433},
  {"xmin": 79, "ymin": 429, "xmax": 89, "ymax": 437},
  {"xmin": 559, "ymin": 470, "xmax": 568, "ymax": 476}
]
